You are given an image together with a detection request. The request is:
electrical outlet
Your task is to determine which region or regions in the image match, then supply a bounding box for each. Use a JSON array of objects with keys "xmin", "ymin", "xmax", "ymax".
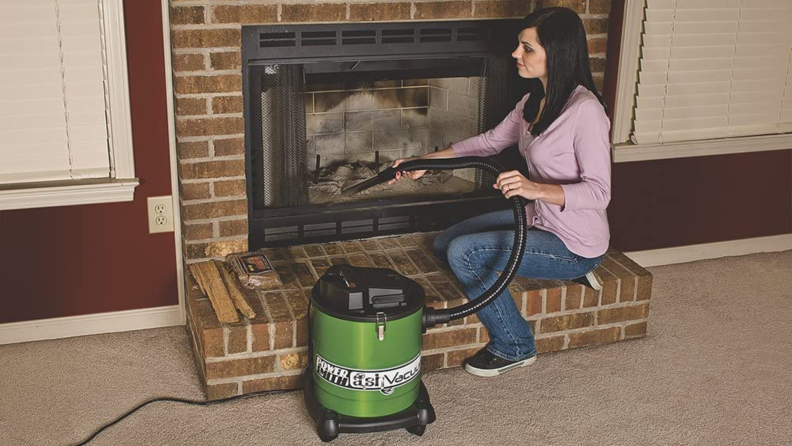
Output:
[{"xmin": 147, "ymin": 196, "xmax": 174, "ymax": 234}]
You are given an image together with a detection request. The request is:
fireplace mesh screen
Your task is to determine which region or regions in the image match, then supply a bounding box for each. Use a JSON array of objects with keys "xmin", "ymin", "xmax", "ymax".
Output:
[
  {"xmin": 476, "ymin": 56, "xmax": 514, "ymax": 188},
  {"xmin": 258, "ymin": 64, "xmax": 308, "ymax": 207}
]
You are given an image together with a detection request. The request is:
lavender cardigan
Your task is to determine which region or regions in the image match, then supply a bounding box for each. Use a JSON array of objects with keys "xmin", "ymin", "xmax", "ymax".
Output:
[{"xmin": 452, "ymin": 85, "xmax": 611, "ymax": 258}]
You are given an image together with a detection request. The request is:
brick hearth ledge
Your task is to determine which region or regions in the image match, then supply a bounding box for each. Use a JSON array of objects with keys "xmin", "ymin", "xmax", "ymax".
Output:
[{"xmin": 185, "ymin": 232, "xmax": 652, "ymax": 400}]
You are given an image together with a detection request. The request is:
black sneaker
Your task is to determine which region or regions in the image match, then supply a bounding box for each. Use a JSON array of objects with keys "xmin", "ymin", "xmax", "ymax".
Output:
[
  {"xmin": 572, "ymin": 270, "xmax": 603, "ymax": 291},
  {"xmin": 463, "ymin": 348, "xmax": 536, "ymax": 377}
]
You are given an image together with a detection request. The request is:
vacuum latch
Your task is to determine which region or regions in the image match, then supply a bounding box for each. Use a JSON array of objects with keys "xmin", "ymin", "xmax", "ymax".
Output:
[{"xmin": 375, "ymin": 312, "xmax": 387, "ymax": 341}]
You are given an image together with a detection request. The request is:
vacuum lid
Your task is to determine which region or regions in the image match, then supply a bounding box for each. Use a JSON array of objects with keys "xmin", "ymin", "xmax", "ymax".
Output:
[{"xmin": 311, "ymin": 265, "xmax": 425, "ymax": 322}]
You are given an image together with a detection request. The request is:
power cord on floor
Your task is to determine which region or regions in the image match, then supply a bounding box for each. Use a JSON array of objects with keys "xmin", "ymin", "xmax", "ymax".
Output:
[{"xmin": 70, "ymin": 389, "xmax": 287, "ymax": 446}]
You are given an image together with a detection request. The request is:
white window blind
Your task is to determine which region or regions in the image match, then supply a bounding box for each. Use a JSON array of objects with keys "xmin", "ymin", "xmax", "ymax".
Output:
[
  {"xmin": 632, "ymin": 0, "xmax": 792, "ymax": 145},
  {"xmin": 0, "ymin": 0, "xmax": 110, "ymax": 184}
]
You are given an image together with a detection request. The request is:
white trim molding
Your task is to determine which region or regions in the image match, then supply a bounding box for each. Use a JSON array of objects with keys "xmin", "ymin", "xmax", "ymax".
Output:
[
  {"xmin": 624, "ymin": 234, "xmax": 792, "ymax": 268},
  {"xmin": 161, "ymin": 0, "xmax": 187, "ymax": 325},
  {"xmin": 611, "ymin": 0, "xmax": 645, "ymax": 145},
  {"xmin": 103, "ymin": 0, "xmax": 136, "ymax": 180},
  {"xmin": 0, "ymin": 306, "xmax": 182, "ymax": 346},
  {"xmin": 613, "ymin": 134, "xmax": 792, "ymax": 163},
  {"xmin": 0, "ymin": 178, "xmax": 139, "ymax": 210}
]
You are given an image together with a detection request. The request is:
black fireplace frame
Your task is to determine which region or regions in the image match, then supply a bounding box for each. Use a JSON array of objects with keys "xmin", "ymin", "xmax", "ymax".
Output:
[{"xmin": 243, "ymin": 19, "xmax": 527, "ymax": 248}]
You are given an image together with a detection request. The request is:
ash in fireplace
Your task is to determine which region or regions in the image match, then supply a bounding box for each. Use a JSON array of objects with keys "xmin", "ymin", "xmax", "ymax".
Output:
[{"xmin": 308, "ymin": 161, "xmax": 477, "ymax": 205}]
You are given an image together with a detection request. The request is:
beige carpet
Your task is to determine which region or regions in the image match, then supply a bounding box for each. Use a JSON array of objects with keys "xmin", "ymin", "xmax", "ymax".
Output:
[{"xmin": 2, "ymin": 250, "xmax": 791, "ymax": 446}]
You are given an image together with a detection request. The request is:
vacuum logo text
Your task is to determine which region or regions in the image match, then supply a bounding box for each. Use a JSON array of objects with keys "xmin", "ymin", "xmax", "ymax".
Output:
[{"xmin": 315, "ymin": 354, "xmax": 421, "ymax": 395}]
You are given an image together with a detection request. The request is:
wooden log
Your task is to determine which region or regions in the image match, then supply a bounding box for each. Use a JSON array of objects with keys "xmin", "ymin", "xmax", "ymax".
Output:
[
  {"xmin": 189, "ymin": 261, "xmax": 239, "ymax": 323},
  {"xmin": 219, "ymin": 262, "xmax": 257, "ymax": 320}
]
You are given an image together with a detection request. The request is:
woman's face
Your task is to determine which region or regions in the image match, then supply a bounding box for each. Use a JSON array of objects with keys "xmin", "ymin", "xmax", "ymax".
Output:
[{"xmin": 512, "ymin": 27, "xmax": 547, "ymax": 82}]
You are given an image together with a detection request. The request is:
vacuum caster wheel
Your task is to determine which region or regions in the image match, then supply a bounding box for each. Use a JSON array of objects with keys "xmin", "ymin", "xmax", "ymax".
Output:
[
  {"xmin": 317, "ymin": 411, "xmax": 340, "ymax": 442},
  {"xmin": 407, "ymin": 425, "xmax": 426, "ymax": 436}
]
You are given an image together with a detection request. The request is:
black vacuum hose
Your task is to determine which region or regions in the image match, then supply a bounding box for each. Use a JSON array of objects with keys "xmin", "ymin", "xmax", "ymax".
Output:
[{"xmin": 344, "ymin": 156, "xmax": 529, "ymax": 328}]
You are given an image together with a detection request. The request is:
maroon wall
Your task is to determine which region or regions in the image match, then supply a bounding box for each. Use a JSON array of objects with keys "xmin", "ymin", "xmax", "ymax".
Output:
[
  {"xmin": 603, "ymin": 0, "xmax": 792, "ymax": 252},
  {"xmin": 0, "ymin": 0, "xmax": 177, "ymax": 324}
]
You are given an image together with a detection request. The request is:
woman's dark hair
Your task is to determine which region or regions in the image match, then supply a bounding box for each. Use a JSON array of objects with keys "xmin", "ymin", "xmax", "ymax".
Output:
[{"xmin": 519, "ymin": 7, "xmax": 605, "ymax": 136}]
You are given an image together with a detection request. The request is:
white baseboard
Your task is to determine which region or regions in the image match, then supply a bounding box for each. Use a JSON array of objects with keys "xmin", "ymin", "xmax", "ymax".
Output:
[
  {"xmin": 624, "ymin": 234, "xmax": 792, "ymax": 268},
  {"xmin": 0, "ymin": 305, "xmax": 183, "ymax": 346}
]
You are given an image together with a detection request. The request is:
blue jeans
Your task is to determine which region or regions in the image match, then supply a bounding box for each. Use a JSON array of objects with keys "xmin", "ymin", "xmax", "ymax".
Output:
[{"xmin": 434, "ymin": 209, "xmax": 604, "ymax": 361}]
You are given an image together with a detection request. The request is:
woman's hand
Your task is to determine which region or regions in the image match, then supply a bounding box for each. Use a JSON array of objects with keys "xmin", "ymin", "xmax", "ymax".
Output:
[
  {"xmin": 494, "ymin": 170, "xmax": 545, "ymax": 200},
  {"xmin": 387, "ymin": 157, "xmax": 427, "ymax": 184}
]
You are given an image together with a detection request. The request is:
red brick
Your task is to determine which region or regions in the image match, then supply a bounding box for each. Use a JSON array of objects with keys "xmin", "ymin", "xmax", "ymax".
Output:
[
  {"xmin": 193, "ymin": 298, "xmax": 224, "ymax": 356},
  {"xmin": 280, "ymin": 351, "xmax": 308, "ymax": 370},
  {"xmin": 546, "ymin": 287, "xmax": 562, "ymax": 314},
  {"xmin": 589, "ymin": 0, "xmax": 612, "ymax": 14},
  {"xmin": 251, "ymin": 322, "xmax": 271, "ymax": 352},
  {"xmin": 177, "ymin": 117, "xmax": 244, "ymax": 137},
  {"xmin": 350, "ymin": 3, "xmax": 411, "ymax": 21},
  {"xmin": 422, "ymin": 328, "xmax": 477, "ymax": 350},
  {"xmin": 479, "ymin": 327, "xmax": 489, "ymax": 344},
  {"xmin": 172, "ymin": 29, "xmax": 241, "ymax": 49},
  {"xmin": 180, "ymin": 182, "xmax": 211, "ymax": 201},
  {"xmin": 184, "ymin": 223, "xmax": 213, "ymax": 241},
  {"xmin": 171, "ymin": 6, "xmax": 205, "ymax": 25},
  {"xmin": 209, "ymin": 52, "xmax": 242, "ymax": 71},
  {"xmin": 173, "ymin": 53, "xmax": 205, "ymax": 72},
  {"xmin": 540, "ymin": 312, "xmax": 595, "ymax": 334},
  {"xmin": 227, "ymin": 323, "xmax": 248, "ymax": 354},
  {"xmin": 296, "ymin": 318, "xmax": 309, "ymax": 347},
  {"xmin": 414, "ymin": 2, "xmax": 472, "ymax": 20},
  {"xmin": 183, "ymin": 199, "xmax": 246, "ymax": 220},
  {"xmin": 281, "ymin": 4, "xmax": 346, "ymax": 22},
  {"xmin": 271, "ymin": 320, "xmax": 293, "ymax": 350},
  {"xmin": 201, "ymin": 327, "xmax": 224, "ymax": 358},
  {"xmin": 180, "ymin": 160, "xmax": 245, "ymax": 180},
  {"xmin": 568, "ymin": 327, "xmax": 620, "ymax": 348},
  {"xmin": 526, "ymin": 289, "xmax": 542, "ymax": 316},
  {"xmin": 535, "ymin": 0, "xmax": 586, "ymax": 13},
  {"xmin": 206, "ymin": 382, "xmax": 238, "ymax": 400},
  {"xmin": 624, "ymin": 321, "xmax": 647, "ymax": 339},
  {"xmin": 205, "ymin": 355, "xmax": 276, "ymax": 379},
  {"xmin": 177, "ymin": 97, "xmax": 207, "ymax": 116},
  {"xmin": 602, "ymin": 257, "xmax": 636, "ymax": 303},
  {"xmin": 584, "ymin": 18, "xmax": 609, "ymax": 35},
  {"xmin": 422, "ymin": 353, "xmax": 445, "ymax": 371},
  {"xmin": 175, "ymin": 75, "xmax": 241, "ymax": 95},
  {"xmin": 590, "ymin": 57, "xmax": 607, "ymax": 73},
  {"xmin": 636, "ymin": 275, "xmax": 653, "ymax": 301},
  {"xmin": 564, "ymin": 285, "xmax": 583, "ymax": 311},
  {"xmin": 536, "ymin": 336, "xmax": 565, "ymax": 353},
  {"xmin": 474, "ymin": 0, "xmax": 531, "ymax": 18},
  {"xmin": 598, "ymin": 304, "xmax": 649, "ymax": 325},
  {"xmin": 243, "ymin": 373, "xmax": 303, "ymax": 393},
  {"xmin": 582, "ymin": 286, "xmax": 600, "ymax": 308},
  {"xmin": 212, "ymin": 5, "xmax": 277, "ymax": 24},
  {"xmin": 214, "ymin": 137, "xmax": 245, "ymax": 156},
  {"xmin": 212, "ymin": 95, "xmax": 243, "ymax": 114},
  {"xmin": 588, "ymin": 37, "xmax": 608, "ymax": 54},
  {"xmin": 597, "ymin": 267, "xmax": 618, "ymax": 305},
  {"xmin": 177, "ymin": 141, "xmax": 209, "ymax": 159},
  {"xmin": 214, "ymin": 179, "xmax": 246, "ymax": 197},
  {"xmin": 219, "ymin": 219, "xmax": 247, "ymax": 237}
]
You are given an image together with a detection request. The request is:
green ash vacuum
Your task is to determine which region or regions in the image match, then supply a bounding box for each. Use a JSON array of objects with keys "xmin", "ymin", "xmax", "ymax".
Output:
[{"xmin": 303, "ymin": 157, "xmax": 530, "ymax": 442}]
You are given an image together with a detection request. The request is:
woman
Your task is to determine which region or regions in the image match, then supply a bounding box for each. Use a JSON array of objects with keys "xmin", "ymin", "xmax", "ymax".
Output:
[{"xmin": 389, "ymin": 7, "xmax": 611, "ymax": 377}]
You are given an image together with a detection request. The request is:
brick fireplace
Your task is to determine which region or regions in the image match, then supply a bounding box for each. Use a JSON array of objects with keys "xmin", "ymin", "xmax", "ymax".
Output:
[{"xmin": 168, "ymin": 0, "xmax": 636, "ymax": 400}]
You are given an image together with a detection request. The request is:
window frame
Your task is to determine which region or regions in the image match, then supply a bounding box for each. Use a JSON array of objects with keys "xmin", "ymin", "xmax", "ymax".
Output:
[
  {"xmin": 0, "ymin": 0, "xmax": 138, "ymax": 210},
  {"xmin": 611, "ymin": 0, "xmax": 792, "ymax": 163}
]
